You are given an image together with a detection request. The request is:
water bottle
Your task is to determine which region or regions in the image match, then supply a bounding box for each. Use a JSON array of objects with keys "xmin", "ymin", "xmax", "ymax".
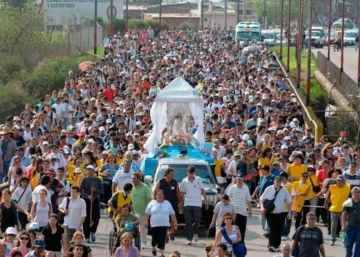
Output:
[{"xmin": 340, "ymin": 232, "xmax": 347, "ymax": 243}]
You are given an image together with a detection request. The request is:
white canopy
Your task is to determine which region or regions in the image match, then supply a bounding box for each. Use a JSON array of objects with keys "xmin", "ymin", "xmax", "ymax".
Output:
[{"xmin": 144, "ymin": 77, "xmax": 205, "ymax": 156}]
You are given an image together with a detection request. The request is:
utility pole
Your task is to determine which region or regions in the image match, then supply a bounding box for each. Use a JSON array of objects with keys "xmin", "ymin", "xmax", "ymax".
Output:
[
  {"xmin": 158, "ymin": 0, "xmax": 162, "ymax": 32},
  {"xmin": 296, "ymin": 0, "xmax": 303, "ymax": 88},
  {"xmin": 340, "ymin": 0, "xmax": 345, "ymax": 72},
  {"xmin": 280, "ymin": 0, "xmax": 284, "ymax": 60},
  {"xmin": 327, "ymin": 0, "xmax": 332, "ymax": 60},
  {"xmin": 224, "ymin": 0, "xmax": 227, "ymax": 29},
  {"xmin": 93, "ymin": 0, "xmax": 98, "ymax": 55},
  {"xmin": 286, "ymin": 0, "xmax": 291, "ymax": 72},
  {"xmin": 201, "ymin": 0, "xmax": 204, "ymax": 29},
  {"xmin": 306, "ymin": 0, "xmax": 313, "ymax": 106},
  {"xmin": 110, "ymin": 0, "xmax": 114, "ymax": 35},
  {"xmin": 237, "ymin": 0, "xmax": 240, "ymax": 24},
  {"xmin": 263, "ymin": 0, "xmax": 266, "ymax": 29},
  {"xmin": 125, "ymin": 0, "xmax": 129, "ymax": 31},
  {"xmin": 243, "ymin": 0, "xmax": 246, "ymax": 21}
]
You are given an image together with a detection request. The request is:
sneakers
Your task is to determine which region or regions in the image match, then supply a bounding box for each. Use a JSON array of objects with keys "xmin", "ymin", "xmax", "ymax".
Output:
[
  {"xmin": 194, "ymin": 234, "xmax": 199, "ymax": 242},
  {"xmin": 268, "ymin": 246, "xmax": 276, "ymax": 252},
  {"xmin": 263, "ymin": 232, "xmax": 269, "ymax": 238},
  {"xmin": 282, "ymin": 236, "xmax": 290, "ymax": 241},
  {"xmin": 86, "ymin": 238, "xmax": 90, "ymax": 244},
  {"xmin": 275, "ymin": 248, "xmax": 281, "ymax": 252},
  {"xmin": 186, "ymin": 240, "xmax": 192, "ymax": 245},
  {"xmin": 90, "ymin": 232, "xmax": 95, "ymax": 242},
  {"xmin": 330, "ymin": 241, "xmax": 335, "ymax": 246},
  {"xmin": 141, "ymin": 242, "xmax": 148, "ymax": 249}
]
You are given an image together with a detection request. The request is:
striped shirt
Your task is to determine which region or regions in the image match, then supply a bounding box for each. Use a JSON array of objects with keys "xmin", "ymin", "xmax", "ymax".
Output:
[
  {"xmin": 344, "ymin": 171, "xmax": 360, "ymax": 188},
  {"xmin": 227, "ymin": 184, "xmax": 251, "ymax": 216}
]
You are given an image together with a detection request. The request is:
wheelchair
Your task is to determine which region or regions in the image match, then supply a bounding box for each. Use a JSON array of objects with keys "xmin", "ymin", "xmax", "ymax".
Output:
[{"xmin": 108, "ymin": 221, "xmax": 141, "ymax": 255}]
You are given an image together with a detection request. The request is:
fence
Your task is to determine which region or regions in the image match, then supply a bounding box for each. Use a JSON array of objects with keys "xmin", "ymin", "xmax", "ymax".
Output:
[
  {"xmin": 68, "ymin": 26, "xmax": 104, "ymax": 54},
  {"xmin": 316, "ymin": 52, "xmax": 359, "ymax": 105}
]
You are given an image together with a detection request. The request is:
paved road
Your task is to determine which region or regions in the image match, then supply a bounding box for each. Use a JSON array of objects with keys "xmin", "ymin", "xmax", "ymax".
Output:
[
  {"xmin": 91, "ymin": 209, "xmax": 346, "ymax": 257},
  {"xmin": 313, "ymin": 47, "xmax": 359, "ymax": 82}
]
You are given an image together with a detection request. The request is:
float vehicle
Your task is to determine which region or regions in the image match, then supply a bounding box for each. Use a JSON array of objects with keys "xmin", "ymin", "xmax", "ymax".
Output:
[
  {"xmin": 235, "ymin": 22, "xmax": 262, "ymax": 43},
  {"xmin": 141, "ymin": 77, "xmax": 224, "ymax": 226}
]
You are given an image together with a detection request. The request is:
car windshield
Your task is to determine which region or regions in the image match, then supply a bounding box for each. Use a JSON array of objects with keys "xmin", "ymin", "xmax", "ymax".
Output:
[
  {"xmin": 155, "ymin": 164, "xmax": 214, "ymax": 184},
  {"xmin": 236, "ymin": 31, "xmax": 261, "ymax": 41},
  {"xmin": 308, "ymin": 31, "xmax": 321, "ymax": 37},
  {"xmin": 262, "ymin": 33, "xmax": 275, "ymax": 39},
  {"xmin": 275, "ymin": 33, "xmax": 284, "ymax": 40},
  {"xmin": 345, "ymin": 32, "xmax": 357, "ymax": 37}
]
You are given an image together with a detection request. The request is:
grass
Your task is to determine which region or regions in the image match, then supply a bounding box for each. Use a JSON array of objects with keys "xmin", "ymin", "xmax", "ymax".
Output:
[
  {"xmin": 88, "ymin": 46, "xmax": 104, "ymax": 58},
  {"xmin": 269, "ymin": 46, "xmax": 325, "ymax": 102}
]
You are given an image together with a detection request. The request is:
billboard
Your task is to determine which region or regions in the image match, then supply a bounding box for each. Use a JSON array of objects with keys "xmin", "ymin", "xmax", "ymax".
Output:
[{"xmin": 44, "ymin": 0, "xmax": 124, "ymax": 25}]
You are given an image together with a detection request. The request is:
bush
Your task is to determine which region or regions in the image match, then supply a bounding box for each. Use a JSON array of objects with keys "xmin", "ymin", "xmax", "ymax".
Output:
[
  {"xmin": 178, "ymin": 22, "xmax": 193, "ymax": 30},
  {"xmin": 128, "ymin": 19, "xmax": 168, "ymax": 30},
  {"xmin": 0, "ymin": 54, "xmax": 25, "ymax": 84},
  {"xmin": 22, "ymin": 54, "xmax": 99, "ymax": 98},
  {"xmin": 0, "ymin": 80, "xmax": 32, "ymax": 121},
  {"xmin": 113, "ymin": 19, "xmax": 126, "ymax": 33}
]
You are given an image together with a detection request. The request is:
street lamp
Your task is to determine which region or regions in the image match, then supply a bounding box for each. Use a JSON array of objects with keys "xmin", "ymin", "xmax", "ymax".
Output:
[
  {"xmin": 224, "ymin": 0, "xmax": 227, "ymax": 29},
  {"xmin": 306, "ymin": 0, "xmax": 313, "ymax": 106},
  {"xmin": 296, "ymin": 0, "xmax": 303, "ymax": 88},
  {"xmin": 158, "ymin": 0, "xmax": 162, "ymax": 32},
  {"xmin": 125, "ymin": 0, "xmax": 129, "ymax": 31},
  {"xmin": 279, "ymin": 0, "xmax": 284, "ymax": 60}
]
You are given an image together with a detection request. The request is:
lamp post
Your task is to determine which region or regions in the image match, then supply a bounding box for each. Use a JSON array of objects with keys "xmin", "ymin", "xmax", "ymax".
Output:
[
  {"xmin": 340, "ymin": 0, "xmax": 345, "ymax": 72},
  {"xmin": 327, "ymin": 0, "xmax": 332, "ymax": 60},
  {"xmin": 306, "ymin": 0, "xmax": 313, "ymax": 106},
  {"xmin": 237, "ymin": 0, "xmax": 240, "ymax": 24},
  {"xmin": 225, "ymin": 0, "xmax": 228, "ymax": 29},
  {"xmin": 201, "ymin": 0, "xmax": 204, "ymax": 29},
  {"xmin": 158, "ymin": 0, "xmax": 162, "ymax": 32},
  {"xmin": 279, "ymin": 0, "xmax": 284, "ymax": 60},
  {"xmin": 109, "ymin": 0, "xmax": 114, "ymax": 35},
  {"xmin": 286, "ymin": 0, "xmax": 291, "ymax": 72},
  {"xmin": 93, "ymin": 0, "xmax": 98, "ymax": 55},
  {"xmin": 263, "ymin": 0, "xmax": 266, "ymax": 29}
]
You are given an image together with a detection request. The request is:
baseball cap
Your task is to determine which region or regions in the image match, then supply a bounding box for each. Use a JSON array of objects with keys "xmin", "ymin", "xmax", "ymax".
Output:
[
  {"xmin": 29, "ymin": 222, "xmax": 40, "ymax": 231},
  {"xmin": 128, "ymin": 144, "xmax": 135, "ymax": 150},
  {"xmin": 34, "ymin": 239, "xmax": 45, "ymax": 248},
  {"xmin": 273, "ymin": 161, "xmax": 280, "ymax": 166},
  {"xmin": 281, "ymin": 144, "xmax": 288, "ymax": 149},
  {"xmin": 99, "ymin": 126, "xmax": 106, "ymax": 131},
  {"xmin": 5, "ymin": 227, "xmax": 17, "ymax": 236},
  {"xmin": 86, "ymin": 165, "xmax": 95, "ymax": 170},
  {"xmin": 336, "ymin": 175, "xmax": 345, "ymax": 181},
  {"xmin": 236, "ymin": 173, "xmax": 244, "ymax": 179},
  {"xmin": 234, "ymin": 151, "xmax": 241, "ymax": 157}
]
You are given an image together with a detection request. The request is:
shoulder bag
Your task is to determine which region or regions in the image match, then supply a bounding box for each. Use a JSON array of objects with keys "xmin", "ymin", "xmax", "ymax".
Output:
[
  {"xmin": 263, "ymin": 186, "xmax": 282, "ymax": 214},
  {"xmin": 309, "ymin": 176, "xmax": 321, "ymax": 193}
]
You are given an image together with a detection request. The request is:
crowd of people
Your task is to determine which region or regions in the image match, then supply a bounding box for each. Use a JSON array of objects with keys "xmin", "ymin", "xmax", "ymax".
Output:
[{"xmin": 0, "ymin": 27, "xmax": 357, "ymax": 257}]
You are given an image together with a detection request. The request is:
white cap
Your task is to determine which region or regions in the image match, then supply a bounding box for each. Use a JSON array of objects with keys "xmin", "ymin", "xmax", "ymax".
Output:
[
  {"xmin": 281, "ymin": 144, "xmax": 288, "ymax": 149},
  {"xmin": 86, "ymin": 165, "xmax": 95, "ymax": 170},
  {"xmin": 47, "ymin": 153, "xmax": 57, "ymax": 160},
  {"xmin": 128, "ymin": 144, "xmax": 135, "ymax": 150},
  {"xmin": 106, "ymin": 119, "xmax": 112, "ymax": 124},
  {"xmin": 276, "ymin": 130, "xmax": 284, "ymax": 136},
  {"xmin": 5, "ymin": 227, "xmax": 17, "ymax": 236},
  {"xmin": 290, "ymin": 122, "xmax": 296, "ymax": 128},
  {"xmin": 242, "ymin": 134, "xmax": 250, "ymax": 141},
  {"xmin": 136, "ymin": 121, "xmax": 142, "ymax": 126},
  {"xmin": 88, "ymin": 139, "xmax": 95, "ymax": 144},
  {"xmin": 99, "ymin": 126, "xmax": 105, "ymax": 131},
  {"xmin": 42, "ymin": 141, "xmax": 49, "ymax": 146}
]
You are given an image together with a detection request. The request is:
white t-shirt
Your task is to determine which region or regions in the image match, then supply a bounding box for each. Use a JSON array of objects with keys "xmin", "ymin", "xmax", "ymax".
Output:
[
  {"xmin": 145, "ymin": 200, "xmax": 175, "ymax": 227},
  {"xmin": 213, "ymin": 202, "xmax": 235, "ymax": 226},
  {"xmin": 179, "ymin": 176, "xmax": 204, "ymax": 207},
  {"xmin": 59, "ymin": 197, "xmax": 87, "ymax": 229},
  {"xmin": 12, "ymin": 185, "xmax": 32, "ymax": 211},
  {"xmin": 58, "ymin": 178, "xmax": 70, "ymax": 205},
  {"xmin": 112, "ymin": 169, "xmax": 135, "ymax": 191}
]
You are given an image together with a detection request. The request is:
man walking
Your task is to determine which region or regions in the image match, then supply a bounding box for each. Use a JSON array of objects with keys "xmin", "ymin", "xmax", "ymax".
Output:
[
  {"xmin": 260, "ymin": 176, "xmax": 292, "ymax": 252},
  {"xmin": 153, "ymin": 167, "xmax": 182, "ymax": 240},
  {"xmin": 342, "ymin": 186, "xmax": 360, "ymax": 257},
  {"xmin": 227, "ymin": 173, "xmax": 252, "ymax": 243},
  {"xmin": 180, "ymin": 165, "xmax": 208, "ymax": 245},
  {"xmin": 79, "ymin": 165, "xmax": 104, "ymax": 243},
  {"xmin": 59, "ymin": 186, "xmax": 87, "ymax": 247},
  {"xmin": 131, "ymin": 172, "xmax": 152, "ymax": 249},
  {"xmin": 291, "ymin": 212, "xmax": 326, "ymax": 257}
]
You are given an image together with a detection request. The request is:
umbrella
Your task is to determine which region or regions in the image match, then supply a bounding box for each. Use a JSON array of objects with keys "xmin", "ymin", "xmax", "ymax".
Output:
[
  {"xmin": 243, "ymin": 45, "xmax": 259, "ymax": 53},
  {"xmin": 79, "ymin": 61, "xmax": 93, "ymax": 72}
]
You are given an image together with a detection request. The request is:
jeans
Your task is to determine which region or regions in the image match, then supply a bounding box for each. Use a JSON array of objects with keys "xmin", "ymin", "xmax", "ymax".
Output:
[
  {"xmin": 265, "ymin": 212, "xmax": 286, "ymax": 248},
  {"xmin": 331, "ymin": 212, "xmax": 342, "ymax": 242},
  {"xmin": 282, "ymin": 214, "xmax": 292, "ymax": 237},
  {"xmin": 235, "ymin": 213, "xmax": 247, "ymax": 243},
  {"xmin": 3, "ymin": 161, "xmax": 10, "ymax": 180},
  {"xmin": 345, "ymin": 226, "xmax": 360, "ymax": 257},
  {"xmin": 184, "ymin": 206, "xmax": 201, "ymax": 241}
]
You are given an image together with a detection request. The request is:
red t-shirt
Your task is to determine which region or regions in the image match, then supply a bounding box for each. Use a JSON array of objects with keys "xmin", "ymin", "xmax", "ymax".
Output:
[
  {"xmin": 317, "ymin": 169, "xmax": 328, "ymax": 184},
  {"xmin": 103, "ymin": 88, "xmax": 116, "ymax": 101}
]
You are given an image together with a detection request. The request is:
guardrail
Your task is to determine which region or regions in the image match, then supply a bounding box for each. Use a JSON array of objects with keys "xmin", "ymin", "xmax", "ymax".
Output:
[{"xmin": 274, "ymin": 54, "xmax": 324, "ymax": 142}]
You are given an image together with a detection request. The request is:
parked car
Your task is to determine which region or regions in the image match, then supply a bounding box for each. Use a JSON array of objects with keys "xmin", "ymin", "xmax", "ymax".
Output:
[
  {"xmin": 144, "ymin": 157, "xmax": 222, "ymax": 226},
  {"xmin": 306, "ymin": 30, "xmax": 325, "ymax": 48},
  {"xmin": 333, "ymin": 18, "xmax": 356, "ymax": 29},
  {"xmin": 344, "ymin": 29, "xmax": 359, "ymax": 46}
]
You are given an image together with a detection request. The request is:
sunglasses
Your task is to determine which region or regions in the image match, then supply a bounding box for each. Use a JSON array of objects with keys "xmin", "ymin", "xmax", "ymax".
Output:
[
  {"xmin": 225, "ymin": 217, "xmax": 233, "ymax": 220},
  {"xmin": 20, "ymin": 237, "xmax": 29, "ymax": 241}
]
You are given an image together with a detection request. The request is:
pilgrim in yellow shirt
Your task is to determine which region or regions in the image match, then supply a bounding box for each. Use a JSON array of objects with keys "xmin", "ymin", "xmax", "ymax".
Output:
[{"xmin": 329, "ymin": 184, "xmax": 351, "ymax": 212}]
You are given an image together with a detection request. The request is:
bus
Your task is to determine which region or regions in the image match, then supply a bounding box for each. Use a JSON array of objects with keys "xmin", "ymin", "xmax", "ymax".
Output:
[{"xmin": 235, "ymin": 22, "xmax": 262, "ymax": 43}]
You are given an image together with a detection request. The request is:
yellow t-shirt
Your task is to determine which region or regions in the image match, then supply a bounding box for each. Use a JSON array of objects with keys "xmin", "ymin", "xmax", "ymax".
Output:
[
  {"xmin": 214, "ymin": 160, "xmax": 224, "ymax": 177},
  {"xmin": 258, "ymin": 157, "xmax": 271, "ymax": 177},
  {"xmin": 329, "ymin": 184, "xmax": 351, "ymax": 212},
  {"xmin": 283, "ymin": 183, "xmax": 294, "ymax": 211},
  {"xmin": 288, "ymin": 164, "xmax": 307, "ymax": 181},
  {"xmin": 292, "ymin": 181, "xmax": 311, "ymax": 213},
  {"xmin": 308, "ymin": 174, "xmax": 320, "ymax": 199}
]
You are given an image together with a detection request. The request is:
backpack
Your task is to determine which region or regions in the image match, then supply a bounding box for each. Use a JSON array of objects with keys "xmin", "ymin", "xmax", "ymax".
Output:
[{"xmin": 34, "ymin": 202, "xmax": 52, "ymax": 217}]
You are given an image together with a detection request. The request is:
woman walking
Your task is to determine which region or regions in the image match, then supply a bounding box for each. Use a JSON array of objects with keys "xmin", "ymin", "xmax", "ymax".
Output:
[
  {"xmin": 0, "ymin": 189, "xmax": 30, "ymax": 233},
  {"xmin": 113, "ymin": 232, "xmax": 140, "ymax": 257},
  {"xmin": 9, "ymin": 231, "xmax": 32, "ymax": 257},
  {"xmin": 144, "ymin": 190, "xmax": 177, "ymax": 257},
  {"xmin": 41, "ymin": 214, "xmax": 66, "ymax": 256},
  {"xmin": 30, "ymin": 189, "xmax": 52, "ymax": 231}
]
